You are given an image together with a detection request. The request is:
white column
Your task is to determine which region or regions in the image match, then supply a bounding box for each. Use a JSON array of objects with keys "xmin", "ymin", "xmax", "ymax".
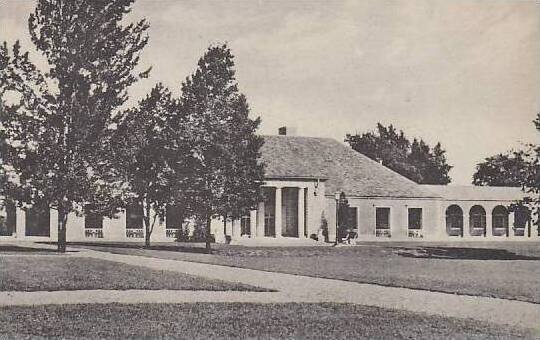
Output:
[
  {"xmin": 16, "ymin": 207, "xmax": 25, "ymax": 239},
  {"xmin": 485, "ymin": 211, "xmax": 492, "ymax": 238},
  {"xmin": 463, "ymin": 210, "xmax": 470, "ymax": 238},
  {"xmin": 232, "ymin": 219, "xmax": 240, "ymax": 239},
  {"xmin": 275, "ymin": 187, "xmax": 282, "ymax": 238},
  {"xmin": 298, "ymin": 188, "xmax": 305, "ymax": 238},
  {"xmin": 508, "ymin": 212, "xmax": 514, "ymax": 238},
  {"xmin": 532, "ymin": 214, "xmax": 539, "ymax": 238},
  {"xmin": 256, "ymin": 202, "xmax": 265, "ymax": 237},
  {"xmin": 49, "ymin": 209, "xmax": 58, "ymax": 241},
  {"xmin": 154, "ymin": 215, "xmax": 167, "ymax": 242},
  {"xmin": 249, "ymin": 210, "xmax": 257, "ymax": 237}
]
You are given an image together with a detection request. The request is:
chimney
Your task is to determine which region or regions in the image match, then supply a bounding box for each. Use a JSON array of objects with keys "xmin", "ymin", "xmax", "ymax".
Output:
[{"xmin": 278, "ymin": 126, "xmax": 297, "ymax": 136}]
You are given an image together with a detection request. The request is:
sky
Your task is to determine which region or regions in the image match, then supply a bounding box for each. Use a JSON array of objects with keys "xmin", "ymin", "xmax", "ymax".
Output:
[{"xmin": 0, "ymin": 0, "xmax": 538, "ymax": 184}]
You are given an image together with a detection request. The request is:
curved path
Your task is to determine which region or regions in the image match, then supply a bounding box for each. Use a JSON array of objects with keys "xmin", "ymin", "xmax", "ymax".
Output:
[
  {"xmin": 80, "ymin": 249, "xmax": 540, "ymax": 329},
  {"xmin": 1, "ymin": 245, "xmax": 539, "ymax": 331}
]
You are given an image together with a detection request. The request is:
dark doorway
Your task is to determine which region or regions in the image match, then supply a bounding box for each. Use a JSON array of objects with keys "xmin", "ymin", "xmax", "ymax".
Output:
[
  {"xmin": 281, "ymin": 187, "xmax": 299, "ymax": 237},
  {"xmin": 263, "ymin": 187, "xmax": 275, "ymax": 237},
  {"xmin": 25, "ymin": 203, "xmax": 50, "ymax": 237}
]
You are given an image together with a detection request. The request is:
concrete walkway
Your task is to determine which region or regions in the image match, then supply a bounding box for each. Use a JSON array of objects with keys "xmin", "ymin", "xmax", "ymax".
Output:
[
  {"xmin": 1, "ymin": 243, "xmax": 539, "ymax": 330},
  {"xmin": 76, "ymin": 249, "xmax": 540, "ymax": 330}
]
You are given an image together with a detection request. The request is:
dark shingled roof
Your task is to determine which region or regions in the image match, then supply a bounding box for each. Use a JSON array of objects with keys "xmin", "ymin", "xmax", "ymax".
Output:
[{"xmin": 260, "ymin": 135, "xmax": 439, "ymax": 198}]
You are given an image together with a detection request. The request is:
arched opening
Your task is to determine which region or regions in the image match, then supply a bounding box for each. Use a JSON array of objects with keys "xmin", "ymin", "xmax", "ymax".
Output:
[
  {"xmin": 446, "ymin": 205, "xmax": 463, "ymax": 236},
  {"xmin": 492, "ymin": 205, "xmax": 509, "ymax": 237},
  {"xmin": 469, "ymin": 205, "xmax": 486, "ymax": 236},
  {"xmin": 513, "ymin": 206, "xmax": 531, "ymax": 237}
]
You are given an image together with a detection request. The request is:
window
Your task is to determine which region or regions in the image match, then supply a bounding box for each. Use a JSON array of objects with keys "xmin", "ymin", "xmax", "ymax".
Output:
[
  {"xmin": 84, "ymin": 205, "xmax": 103, "ymax": 229},
  {"xmin": 126, "ymin": 203, "xmax": 143, "ymax": 229},
  {"xmin": 346, "ymin": 207, "xmax": 358, "ymax": 230},
  {"xmin": 166, "ymin": 205, "xmax": 185, "ymax": 229},
  {"xmin": 376, "ymin": 208, "xmax": 390, "ymax": 229},
  {"xmin": 408, "ymin": 208, "xmax": 422, "ymax": 230}
]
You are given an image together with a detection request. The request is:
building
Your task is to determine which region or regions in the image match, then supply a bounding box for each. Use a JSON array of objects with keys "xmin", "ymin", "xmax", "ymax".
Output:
[{"xmin": 0, "ymin": 130, "xmax": 537, "ymax": 243}]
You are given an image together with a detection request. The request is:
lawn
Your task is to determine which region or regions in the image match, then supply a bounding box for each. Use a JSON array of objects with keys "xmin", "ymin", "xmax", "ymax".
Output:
[
  {"xmin": 74, "ymin": 241, "xmax": 540, "ymax": 303},
  {"xmin": 0, "ymin": 303, "xmax": 535, "ymax": 339},
  {"xmin": 0, "ymin": 256, "xmax": 267, "ymax": 292},
  {"xmin": 0, "ymin": 244, "xmax": 67, "ymax": 255}
]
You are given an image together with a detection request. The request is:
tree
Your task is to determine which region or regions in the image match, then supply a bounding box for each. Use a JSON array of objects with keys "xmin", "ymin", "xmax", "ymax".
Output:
[
  {"xmin": 345, "ymin": 123, "xmax": 452, "ymax": 184},
  {"xmin": 110, "ymin": 84, "xmax": 195, "ymax": 248},
  {"xmin": 179, "ymin": 44, "xmax": 265, "ymax": 252},
  {"xmin": 472, "ymin": 151, "xmax": 529, "ymax": 186},
  {"xmin": 0, "ymin": 0, "xmax": 149, "ymax": 252},
  {"xmin": 516, "ymin": 114, "xmax": 540, "ymax": 233}
]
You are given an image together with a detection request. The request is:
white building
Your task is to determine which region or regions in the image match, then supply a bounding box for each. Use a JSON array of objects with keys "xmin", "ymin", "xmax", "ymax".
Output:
[{"xmin": 0, "ymin": 130, "xmax": 537, "ymax": 244}]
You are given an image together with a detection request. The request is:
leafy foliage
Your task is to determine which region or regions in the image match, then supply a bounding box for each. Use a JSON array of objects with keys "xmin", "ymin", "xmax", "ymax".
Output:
[
  {"xmin": 0, "ymin": 0, "xmax": 149, "ymax": 251},
  {"xmin": 517, "ymin": 114, "xmax": 540, "ymax": 230},
  {"xmin": 473, "ymin": 113, "xmax": 539, "ymax": 231},
  {"xmin": 472, "ymin": 151, "xmax": 529, "ymax": 186},
  {"xmin": 110, "ymin": 83, "xmax": 196, "ymax": 247},
  {"xmin": 179, "ymin": 44, "xmax": 265, "ymax": 251},
  {"xmin": 345, "ymin": 123, "xmax": 452, "ymax": 184}
]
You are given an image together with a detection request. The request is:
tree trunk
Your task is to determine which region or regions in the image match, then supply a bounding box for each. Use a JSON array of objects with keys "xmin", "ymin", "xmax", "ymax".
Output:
[
  {"xmin": 205, "ymin": 215, "xmax": 212, "ymax": 253},
  {"xmin": 57, "ymin": 209, "xmax": 68, "ymax": 253},
  {"xmin": 145, "ymin": 223, "xmax": 151, "ymax": 248},
  {"xmin": 144, "ymin": 201, "xmax": 152, "ymax": 248}
]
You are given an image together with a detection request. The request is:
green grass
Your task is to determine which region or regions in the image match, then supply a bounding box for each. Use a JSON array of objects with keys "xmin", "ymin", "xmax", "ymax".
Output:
[
  {"xmin": 76, "ymin": 241, "xmax": 540, "ymax": 303},
  {"xmin": 0, "ymin": 303, "xmax": 535, "ymax": 339},
  {"xmin": 0, "ymin": 256, "xmax": 268, "ymax": 292}
]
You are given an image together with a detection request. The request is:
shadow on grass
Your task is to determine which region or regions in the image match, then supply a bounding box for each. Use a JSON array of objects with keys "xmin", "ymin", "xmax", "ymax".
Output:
[
  {"xmin": 0, "ymin": 245, "xmax": 78, "ymax": 253},
  {"xmin": 395, "ymin": 246, "xmax": 540, "ymax": 260},
  {"xmin": 55, "ymin": 241, "xmax": 213, "ymax": 254}
]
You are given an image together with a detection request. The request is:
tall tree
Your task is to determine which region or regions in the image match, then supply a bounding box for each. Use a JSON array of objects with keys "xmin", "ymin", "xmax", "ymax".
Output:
[
  {"xmin": 179, "ymin": 44, "xmax": 265, "ymax": 252},
  {"xmin": 0, "ymin": 0, "xmax": 149, "ymax": 252},
  {"xmin": 472, "ymin": 151, "xmax": 528, "ymax": 186},
  {"xmin": 345, "ymin": 123, "xmax": 452, "ymax": 184},
  {"xmin": 516, "ymin": 114, "xmax": 540, "ymax": 232},
  {"xmin": 110, "ymin": 84, "xmax": 195, "ymax": 248}
]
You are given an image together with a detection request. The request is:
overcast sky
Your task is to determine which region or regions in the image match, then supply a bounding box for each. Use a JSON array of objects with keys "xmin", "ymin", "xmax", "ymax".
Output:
[{"xmin": 1, "ymin": 0, "xmax": 539, "ymax": 184}]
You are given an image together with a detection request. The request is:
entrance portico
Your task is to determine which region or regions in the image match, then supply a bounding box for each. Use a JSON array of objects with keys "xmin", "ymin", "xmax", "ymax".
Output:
[
  {"xmin": 224, "ymin": 178, "xmax": 326, "ymax": 241},
  {"xmin": 254, "ymin": 185, "xmax": 306, "ymax": 239}
]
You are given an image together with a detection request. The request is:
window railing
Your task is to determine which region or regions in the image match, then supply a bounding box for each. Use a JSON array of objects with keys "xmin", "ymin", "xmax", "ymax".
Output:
[
  {"xmin": 376, "ymin": 229, "xmax": 391, "ymax": 238},
  {"xmin": 408, "ymin": 229, "xmax": 423, "ymax": 238},
  {"xmin": 126, "ymin": 229, "xmax": 144, "ymax": 238},
  {"xmin": 513, "ymin": 227, "xmax": 526, "ymax": 237},
  {"xmin": 85, "ymin": 228, "xmax": 103, "ymax": 238},
  {"xmin": 166, "ymin": 229, "xmax": 179, "ymax": 238}
]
